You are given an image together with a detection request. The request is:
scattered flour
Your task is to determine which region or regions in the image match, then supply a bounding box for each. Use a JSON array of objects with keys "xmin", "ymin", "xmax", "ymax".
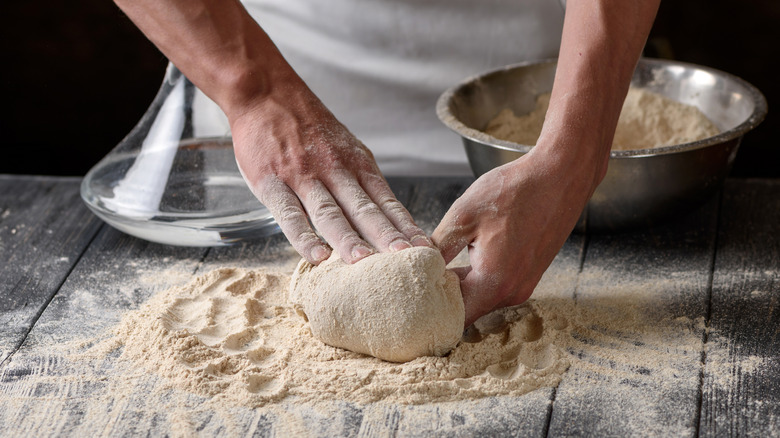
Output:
[
  {"xmin": 86, "ymin": 266, "xmax": 572, "ymax": 407},
  {"xmin": 1, "ymin": 259, "xmax": 771, "ymax": 436},
  {"xmin": 74, "ymin": 261, "xmax": 762, "ymax": 413},
  {"xmin": 485, "ymin": 88, "xmax": 720, "ymax": 150}
]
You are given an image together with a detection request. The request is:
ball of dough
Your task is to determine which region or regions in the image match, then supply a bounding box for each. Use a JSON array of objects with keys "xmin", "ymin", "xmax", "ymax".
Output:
[{"xmin": 289, "ymin": 247, "xmax": 464, "ymax": 363}]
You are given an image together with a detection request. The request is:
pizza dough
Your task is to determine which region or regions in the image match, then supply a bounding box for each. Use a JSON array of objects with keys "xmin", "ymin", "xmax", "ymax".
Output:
[{"xmin": 289, "ymin": 247, "xmax": 464, "ymax": 362}]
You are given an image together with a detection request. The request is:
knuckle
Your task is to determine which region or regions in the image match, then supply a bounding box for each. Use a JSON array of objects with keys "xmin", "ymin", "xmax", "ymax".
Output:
[
  {"xmin": 378, "ymin": 197, "xmax": 407, "ymax": 216},
  {"xmin": 352, "ymin": 199, "xmax": 382, "ymax": 220},
  {"xmin": 404, "ymin": 225, "xmax": 428, "ymax": 240},
  {"xmin": 373, "ymin": 225, "xmax": 404, "ymax": 245},
  {"xmin": 337, "ymin": 232, "xmax": 364, "ymax": 249},
  {"xmin": 310, "ymin": 200, "xmax": 343, "ymax": 223},
  {"xmin": 378, "ymin": 198, "xmax": 422, "ymax": 235},
  {"xmin": 288, "ymin": 231, "xmax": 326, "ymax": 261},
  {"xmin": 277, "ymin": 204, "xmax": 306, "ymax": 225},
  {"xmin": 293, "ymin": 230, "xmax": 321, "ymax": 249}
]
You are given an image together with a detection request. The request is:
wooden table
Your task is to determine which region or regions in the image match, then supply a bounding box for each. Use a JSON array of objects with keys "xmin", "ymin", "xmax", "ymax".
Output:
[{"xmin": 1, "ymin": 174, "xmax": 778, "ymax": 437}]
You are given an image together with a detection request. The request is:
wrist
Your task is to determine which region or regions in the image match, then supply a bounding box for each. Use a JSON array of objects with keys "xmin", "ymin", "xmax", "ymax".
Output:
[
  {"xmin": 531, "ymin": 107, "xmax": 613, "ymax": 195},
  {"xmin": 218, "ymin": 56, "xmax": 308, "ymax": 122},
  {"xmin": 515, "ymin": 135, "xmax": 608, "ymax": 206}
]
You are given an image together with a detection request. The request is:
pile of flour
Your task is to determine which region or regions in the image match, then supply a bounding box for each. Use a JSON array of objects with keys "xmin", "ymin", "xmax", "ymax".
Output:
[
  {"xmin": 485, "ymin": 88, "xmax": 720, "ymax": 150},
  {"xmin": 93, "ymin": 267, "xmax": 572, "ymax": 407}
]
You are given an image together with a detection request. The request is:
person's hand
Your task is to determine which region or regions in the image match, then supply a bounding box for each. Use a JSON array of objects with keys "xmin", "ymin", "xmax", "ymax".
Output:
[
  {"xmin": 110, "ymin": 0, "xmax": 429, "ymax": 265},
  {"xmin": 429, "ymin": 0, "xmax": 660, "ymax": 327},
  {"xmin": 432, "ymin": 145, "xmax": 604, "ymax": 326},
  {"xmin": 231, "ymin": 83, "xmax": 430, "ymax": 265}
]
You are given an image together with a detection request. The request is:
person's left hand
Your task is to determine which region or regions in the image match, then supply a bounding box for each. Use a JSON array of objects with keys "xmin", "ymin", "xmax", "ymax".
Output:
[{"xmin": 432, "ymin": 146, "xmax": 602, "ymax": 326}]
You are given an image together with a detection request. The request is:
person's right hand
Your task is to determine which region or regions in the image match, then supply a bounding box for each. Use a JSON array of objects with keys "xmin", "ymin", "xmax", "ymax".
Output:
[
  {"xmin": 110, "ymin": 0, "xmax": 429, "ymax": 265},
  {"xmin": 230, "ymin": 79, "xmax": 431, "ymax": 265}
]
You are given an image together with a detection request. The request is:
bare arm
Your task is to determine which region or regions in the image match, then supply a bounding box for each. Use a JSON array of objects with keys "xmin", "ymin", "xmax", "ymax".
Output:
[
  {"xmin": 114, "ymin": 0, "xmax": 430, "ymax": 263},
  {"xmin": 113, "ymin": 0, "xmax": 299, "ymax": 120},
  {"xmin": 543, "ymin": 0, "xmax": 660, "ymax": 180},
  {"xmin": 433, "ymin": 0, "xmax": 661, "ymax": 326}
]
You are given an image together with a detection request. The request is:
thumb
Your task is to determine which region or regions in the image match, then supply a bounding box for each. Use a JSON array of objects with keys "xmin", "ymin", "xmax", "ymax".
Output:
[
  {"xmin": 431, "ymin": 203, "xmax": 475, "ymax": 265},
  {"xmin": 458, "ymin": 245, "xmax": 501, "ymax": 327}
]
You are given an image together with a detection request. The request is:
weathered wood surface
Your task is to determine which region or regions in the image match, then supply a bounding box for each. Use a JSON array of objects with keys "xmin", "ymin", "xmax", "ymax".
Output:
[
  {"xmin": 0, "ymin": 176, "xmax": 102, "ymax": 364},
  {"xmin": 0, "ymin": 175, "xmax": 778, "ymax": 437},
  {"xmin": 549, "ymin": 193, "xmax": 719, "ymax": 437},
  {"xmin": 701, "ymin": 179, "xmax": 780, "ymax": 436}
]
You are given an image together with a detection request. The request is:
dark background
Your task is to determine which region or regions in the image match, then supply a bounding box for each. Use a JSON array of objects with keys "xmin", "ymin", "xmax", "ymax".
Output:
[{"xmin": 1, "ymin": 1, "xmax": 776, "ymax": 177}]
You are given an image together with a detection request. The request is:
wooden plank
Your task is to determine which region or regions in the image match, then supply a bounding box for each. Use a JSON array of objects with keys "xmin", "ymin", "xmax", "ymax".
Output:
[
  {"xmin": 0, "ymin": 177, "xmax": 447, "ymax": 436},
  {"xmin": 7, "ymin": 176, "xmax": 720, "ymax": 436},
  {"xmin": 402, "ymin": 176, "xmax": 472, "ymax": 236},
  {"xmin": 0, "ymin": 220, "xmax": 210, "ymax": 436},
  {"xmin": 700, "ymin": 179, "xmax": 780, "ymax": 437},
  {"xmin": 386, "ymin": 176, "xmax": 419, "ymax": 208},
  {"xmin": 1, "ymin": 223, "xmax": 208, "ymax": 341},
  {"xmin": 548, "ymin": 196, "xmax": 719, "ymax": 436},
  {"xmin": 0, "ymin": 176, "xmax": 102, "ymax": 364}
]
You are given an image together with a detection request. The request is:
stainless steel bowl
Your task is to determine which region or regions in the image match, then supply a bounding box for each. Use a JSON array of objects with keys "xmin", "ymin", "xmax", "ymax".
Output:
[{"xmin": 436, "ymin": 58, "xmax": 767, "ymax": 231}]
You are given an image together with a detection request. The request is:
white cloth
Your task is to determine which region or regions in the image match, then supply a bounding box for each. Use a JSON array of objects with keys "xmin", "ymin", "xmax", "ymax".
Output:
[{"xmin": 242, "ymin": 0, "xmax": 565, "ymax": 176}]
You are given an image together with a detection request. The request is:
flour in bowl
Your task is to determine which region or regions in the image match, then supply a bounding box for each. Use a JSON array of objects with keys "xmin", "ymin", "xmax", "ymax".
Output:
[{"xmin": 485, "ymin": 88, "xmax": 720, "ymax": 150}]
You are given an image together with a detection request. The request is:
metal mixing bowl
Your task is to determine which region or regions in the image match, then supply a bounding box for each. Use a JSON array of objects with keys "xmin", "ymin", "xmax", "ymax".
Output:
[{"xmin": 436, "ymin": 58, "xmax": 767, "ymax": 231}]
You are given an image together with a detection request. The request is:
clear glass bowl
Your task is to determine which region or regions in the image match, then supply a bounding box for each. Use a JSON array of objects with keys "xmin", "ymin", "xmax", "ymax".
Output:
[{"xmin": 81, "ymin": 64, "xmax": 279, "ymax": 246}]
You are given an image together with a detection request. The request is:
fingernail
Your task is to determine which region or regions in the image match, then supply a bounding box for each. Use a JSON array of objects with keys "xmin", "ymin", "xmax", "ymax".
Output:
[
  {"xmin": 389, "ymin": 239, "xmax": 412, "ymax": 252},
  {"xmin": 311, "ymin": 245, "xmax": 330, "ymax": 263},
  {"xmin": 351, "ymin": 245, "xmax": 373, "ymax": 260},
  {"xmin": 411, "ymin": 235, "xmax": 432, "ymax": 247}
]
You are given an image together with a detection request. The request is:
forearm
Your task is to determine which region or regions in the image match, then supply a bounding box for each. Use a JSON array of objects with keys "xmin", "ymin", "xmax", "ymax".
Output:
[
  {"xmin": 113, "ymin": 0, "xmax": 300, "ymax": 119},
  {"xmin": 432, "ymin": 1, "xmax": 660, "ymax": 324},
  {"xmin": 538, "ymin": 0, "xmax": 660, "ymax": 189},
  {"xmin": 114, "ymin": 0, "xmax": 429, "ymax": 265}
]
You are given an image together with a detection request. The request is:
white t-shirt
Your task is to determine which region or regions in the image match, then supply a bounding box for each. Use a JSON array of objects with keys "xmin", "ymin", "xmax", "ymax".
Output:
[{"xmin": 242, "ymin": 0, "xmax": 565, "ymax": 176}]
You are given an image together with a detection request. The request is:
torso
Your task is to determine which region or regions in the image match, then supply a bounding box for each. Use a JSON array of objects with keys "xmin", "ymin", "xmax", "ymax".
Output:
[{"xmin": 242, "ymin": 0, "xmax": 565, "ymax": 176}]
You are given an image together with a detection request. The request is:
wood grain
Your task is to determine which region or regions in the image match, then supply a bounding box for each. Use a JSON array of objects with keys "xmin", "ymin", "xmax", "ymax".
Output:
[
  {"xmin": 0, "ymin": 176, "xmax": 102, "ymax": 364},
  {"xmin": 700, "ymin": 179, "xmax": 780, "ymax": 437},
  {"xmin": 548, "ymin": 196, "xmax": 719, "ymax": 437},
  {"xmin": 0, "ymin": 176, "xmax": 778, "ymax": 436}
]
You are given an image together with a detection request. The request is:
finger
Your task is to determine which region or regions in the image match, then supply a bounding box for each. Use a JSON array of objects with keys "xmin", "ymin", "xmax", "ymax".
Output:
[
  {"xmin": 460, "ymin": 276, "xmax": 497, "ymax": 328},
  {"xmin": 359, "ymin": 172, "xmax": 432, "ymax": 248},
  {"xmin": 459, "ymin": 254, "xmax": 503, "ymax": 327},
  {"xmin": 460, "ymin": 245, "xmax": 504, "ymax": 326},
  {"xmin": 431, "ymin": 200, "xmax": 475, "ymax": 265},
  {"xmin": 299, "ymin": 179, "xmax": 375, "ymax": 264},
  {"xmin": 256, "ymin": 177, "xmax": 331, "ymax": 265},
  {"xmin": 327, "ymin": 170, "xmax": 413, "ymax": 253}
]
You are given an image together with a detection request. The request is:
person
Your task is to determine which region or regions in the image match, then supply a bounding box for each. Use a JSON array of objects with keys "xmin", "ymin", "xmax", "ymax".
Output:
[{"xmin": 113, "ymin": 0, "xmax": 660, "ymax": 326}]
